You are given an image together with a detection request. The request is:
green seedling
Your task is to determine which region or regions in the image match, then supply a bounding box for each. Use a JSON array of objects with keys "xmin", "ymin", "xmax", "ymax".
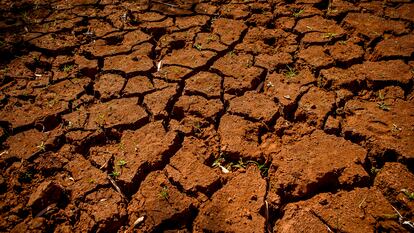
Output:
[
  {"xmin": 338, "ymin": 40, "xmax": 347, "ymax": 45},
  {"xmin": 228, "ymin": 50, "xmax": 236, "ymax": 57},
  {"xmin": 292, "ymin": 9, "xmax": 304, "ymax": 18},
  {"xmin": 391, "ymin": 123, "xmax": 401, "ymax": 133},
  {"xmin": 62, "ymin": 64, "xmax": 74, "ymax": 72},
  {"xmin": 212, "ymin": 157, "xmax": 225, "ymax": 167},
  {"xmin": 247, "ymin": 160, "xmax": 269, "ymax": 176},
  {"xmin": 207, "ymin": 35, "xmax": 216, "ymax": 43},
  {"xmin": 88, "ymin": 178, "xmax": 96, "ymax": 183},
  {"xmin": 21, "ymin": 11, "xmax": 30, "ymax": 23},
  {"xmin": 19, "ymin": 171, "xmax": 33, "ymax": 183},
  {"xmin": 232, "ymin": 158, "xmax": 246, "ymax": 169},
  {"xmin": 118, "ymin": 159, "xmax": 127, "ymax": 167},
  {"xmin": 159, "ymin": 186, "xmax": 169, "ymax": 200},
  {"xmin": 36, "ymin": 141, "xmax": 46, "ymax": 152},
  {"xmin": 118, "ymin": 143, "xmax": 125, "ymax": 151},
  {"xmin": 370, "ymin": 167, "xmax": 380, "ymax": 175},
  {"xmin": 0, "ymin": 40, "xmax": 4, "ymax": 47},
  {"xmin": 284, "ymin": 65, "xmax": 298, "ymax": 79},
  {"xmin": 323, "ymin": 32, "xmax": 337, "ymax": 39},
  {"xmin": 194, "ymin": 43, "xmax": 202, "ymax": 51},
  {"xmin": 377, "ymin": 102, "xmax": 390, "ymax": 111},
  {"xmin": 110, "ymin": 170, "xmax": 120, "ymax": 178},
  {"xmin": 377, "ymin": 90, "xmax": 385, "ymax": 100},
  {"xmin": 382, "ymin": 213, "xmax": 399, "ymax": 219},
  {"xmin": 401, "ymin": 189, "xmax": 414, "ymax": 200},
  {"xmin": 193, "ymin": 121, "xmax": 203, "ymax": 134}
]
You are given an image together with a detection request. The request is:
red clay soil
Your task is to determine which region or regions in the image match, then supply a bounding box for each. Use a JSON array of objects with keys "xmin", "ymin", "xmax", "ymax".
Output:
[{"xmin": 0, "ymin": 0, "xmax": 413, "ymax": 232}]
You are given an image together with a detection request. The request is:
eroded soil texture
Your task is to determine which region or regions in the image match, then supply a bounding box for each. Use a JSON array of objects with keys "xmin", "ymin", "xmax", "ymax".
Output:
[{"xmin": 1, "ymin": 0, "xmax": 414, "ymax": 232}]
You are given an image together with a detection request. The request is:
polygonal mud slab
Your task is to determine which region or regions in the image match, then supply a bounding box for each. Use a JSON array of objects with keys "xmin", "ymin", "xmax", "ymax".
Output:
[
  {"xmin": 184, "ymin": 72, "xmax": 222, "ymax": 99},
  {"xmin": 127, "ymin": 171, "xmax": 195, "ymax": 232},
  {"xmin": 269, "ymin": 130, "xmax": 369, "ymax": 200},
  {"xmin": 343, "ymin": 13, "xmax": 408, "ymax": 40},
  {"xmin": 173, "ymin": 95, "xmax": 223, "ymax": 121},
  {"xmin": 93, "ymin": 121, "xmax": 179, "ymax": 191},
  {"xmin": 93, "ymin": 74, "xmax": 125, "ymax": 100},
  {"xmin": 123, "ymin": 76, "xmax": 154, "ymax": 96},
  {"xmin": 320, "ymin": 60, "xmax": 413, "ymax": 90},
  {"xmin": 212, "ymin": 53, "xmax": 264, "ymax": 95},
  {"xmin": 163, "ymin": 47, "xmax": 216, "ymax": 69},
  {"xmin": 28, "ymin": 33, "xmax": 79, "ymax": 54},
  {"xmin": 194, "ymin": 167, "xmax": 266, "ymax": 233},
  {"xmin": 211, "ymin": 18, "xmax": 247, "ymax": 46},
  {"xmin": 228, "ymin": 91, "xmax": 280, "ymax": 124},
  {"xmin": 166, "ymin": 151, "xmax": 220, "ymax": 194},
  {"xmin": 75, "ymin": 188, "xmax": 127, "ymax": 232},
  {"xmin": 297, "ymin": 46, "xmax": 334, "ymax": 68},
  {"xmin": 342, "ymin": 98, "xmax": 414, "ymax": 161},
  {"xmin": 385, "ymin": 3, "xmax": 414, "ymax": 23},
  {"xmin": 295, "ymin": 16, "xmax": 345, "ymax": 43},
  {"xmin": 374, "ymin": 162, "xmax": 414, "ymax": 216},
  {"xmin": 264, "ymin": 69, "xmax": 314, "ymax": 111},
  {"xmin": 82, "ymin": 30, "xmax": 151, "ymax": 57},
  {"xmin": 236, "ymin": 27, "xmax": 297, "ymax": 55},
  {"xmin": 373, "ymin": 34, "xmax": 414, "ymax": 59},
  {"xmin": 4, "ymin": 129, "xmax": 58, "ymax": 160},
  {"xmin": 63, "ymin": 155, "xmax": 108, "ymax": 200},
  {"xmin": 219, "ymin": 114, "xmax": 262, "ymax": 160},
  {"xmin": 84, "ymin": 98, "xmax": 148, "ymax": 130},
  {"xmin": 103, "ymin": 49, "xmax": 153, "ymax": 74},
  {"xmin": 328, "ymin": 41, "xmax": 364, "ymax": 63},
  {"xmin": 194, "ymin": 33, "xmax": 228, "ymax": 52},
  {"xmin": 144, "ymin": 85, "xmax": 177, "ymax": 118},
  {"xmin": 0, "ymin": 78, "xmax": 90, "ymax": 129},
  {"xmin": 274, "ymin": 188, "xmax": 405, "ymax": 232},
  {"xmin": 295, "ymin": 87, "xmax": 336, "ymax": 128}
]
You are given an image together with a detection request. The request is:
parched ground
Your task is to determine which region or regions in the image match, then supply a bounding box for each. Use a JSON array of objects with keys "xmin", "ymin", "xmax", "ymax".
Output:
[{"xmin": 0, "ymin": 0, "xmax": 413, "ymax": 232}]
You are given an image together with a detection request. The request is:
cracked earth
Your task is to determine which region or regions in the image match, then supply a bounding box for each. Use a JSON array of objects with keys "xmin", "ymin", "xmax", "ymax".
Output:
[{"xmin": 0, "ymin": 0, "xmax": 413, "ymax": 232}]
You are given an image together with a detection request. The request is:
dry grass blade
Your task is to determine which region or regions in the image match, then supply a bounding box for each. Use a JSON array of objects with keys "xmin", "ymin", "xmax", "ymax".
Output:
[{"xmin": 107, "ymin": 175, "xmax": 126, "ymax": 199}]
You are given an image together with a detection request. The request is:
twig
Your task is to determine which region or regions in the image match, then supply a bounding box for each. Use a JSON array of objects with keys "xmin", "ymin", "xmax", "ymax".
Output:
[
  {"xmin": 151, "ymin": 0, "xmax": 178, "ymax": 8},
  {"xmin": 391, "ymin": 205, "xmax": 414, "ymax": 230},
  {"xmin": 107, "ymin": 175, "xmax": 126, "ymax": 199}
]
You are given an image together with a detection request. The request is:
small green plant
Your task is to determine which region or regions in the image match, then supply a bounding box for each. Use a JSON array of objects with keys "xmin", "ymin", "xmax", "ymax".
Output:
[
  {"xmin": 284, "ymin": 65, "xmax": 298, "ymax": 79},
  {"xmin": 377, "ymin": 102, "xmax": 390, "ymax": 111},
  {"xmin": 232, "ymin": 158, "xmax": 246, "ymax": 169},
  {"xmin": 323, "ymin": 32, "xmax": 337, "ymax": 39},
  {"xmin": 193, "ymin": 121, "xmax": 203, "ymax": 134},
  {"xmin": 212, "ymin": 157, "xmax": 225, "ymax": 168},
  {"xmin": 382, "ymin": 213, "xmax": 399, "ymax": 219},
  {"xmin": 0, "ymin": 40, "xmax": 4, "ymax": 47},
  {"xmin": 292, "ymin": 9, "xmax": 304, "ymax": 18},
  {"xmin": 194, "ymin": 43, "xmax": 202, "ymax": 51},
  {"xmin": 370, "ymin": 167, "xmax": 380, "ymax": 175},
  {"xmin": 377, "ymin": 90, "xmax": 385, "ymax": 100},
  {"xmin": 36, "ymin": 141, "xmax": 46, "ymax": 152},
  {"xmin": 338, "ymin": 40, "xmax": 347, "ymax": 45},
  {"xmin": 110, "ymin": 170, "xmax": 120, "ymax": 178},
  {"xmin": 88, "ymin": 178, "xmax": 96, "ymax": 183},
  {"xmin": 21, "ymin": 11, "xmax": 30, "ymax": 23},
  {"xmin": 247, "ymin": 161, "xmax": 269, "ymax": 176},
  {"xmin": 159, "ymin": 186, "xmax": 169, "ymax": 200},
  {"xmin": 228, "ymin": 50, "xmax": 236, "ymax": 57},
  {"xmin": 401, "ymin": 189, "xmax": 414, "ymax": 200},
  {"xmin": 62, "ymin": 64, "xmax": 74, "ymax": 72},
  {"xmin": 391, "ymin": 123, "xmax": 401, "ymax": 133},
  {"xmin": 207, "ymin": 35, "xmax": 216, "ymax": 43},
  {"xmin": 19, "ymin": 171, "xmax": 33, "ymax": 183},
  {"xmin": 96, "ymin": 113, "xmax": 106, "ymax": 126},
  {"xmin": 118, "ymin": 143, "xmax": 125, "ymax": 151},
  {"xmin": 118, "ymin": 159, "xmax": 127, "ymax": 167}
]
